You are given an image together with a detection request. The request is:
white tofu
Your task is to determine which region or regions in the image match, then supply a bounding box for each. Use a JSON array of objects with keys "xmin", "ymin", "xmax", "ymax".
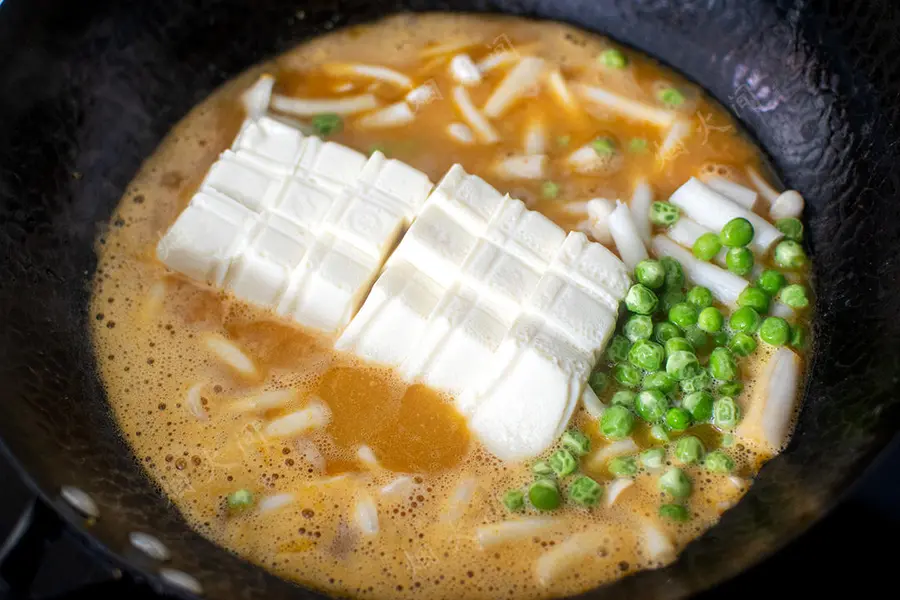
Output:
[
  {"xmin": 426, "ymin": 164, "xmax": 507, "ymax": 235},
  {"xmin": 525, "ymin": 273, "xmax": 618, "ymax": 358},
  {"xmin": 548, "ymin": 232, "xmax": 631, "ymax": 313},
  {"xmin": 226, "ymin": 215, "xmax": 313, "ymax": 308},
  {"xmin": 277, "ymin": 234, "xmax": 381, "ymax": 334},
  {"xmin": 202, "ymin": 151, "xmax": 284, "ymax": 213},
  {"xmin": 296, "ymin": 137, "xmax": 368, "ymax": 194},
  {"xmin": 484, "ymin": 198, "xmax": 566, "ymax": 271},
  {"xmin": 271, "ymin": 176, "xmax": 335, "ymax": 233},
  {"xmin": 387, "ymin": 204, "xmax": 479, "ymax": 287},
  {"xmin": 358, "ymin": 151, "xmax": 433, "ymax": 222},
  {"xmin": 459, "ymin": 240, "xmax": 542, "ymax": 314},
  {"xmin": 322, "ymin": 189, "xmax": 407, "ymax": 260},
  {"xmin": 468, "ymin": 317, "xmax": 592, "ymax": 461},
  {"xmin": 335, "ymin": 261, "xmax": 445, "ymax": 366},
  {"xmin": 156, "ymin": 191, "xmax": 258, "ymax": 286},
  {"xmin": 401, "ymin": 287, "xmax": 508, "ymax": 407},
  {"xmin": 232, "ymin": 116, "xmax": 307, "ymax": 169}
]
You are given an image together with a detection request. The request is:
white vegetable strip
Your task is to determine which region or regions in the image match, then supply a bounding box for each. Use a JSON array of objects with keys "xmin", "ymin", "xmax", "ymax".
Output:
[
  {"xmin": 652, "ymin": 235, "xmax": 749, "ymax": 306},
  {"xmin": 704, "ymin": 176, "xmax": 759, "ymax": 210},
  {"xmin": 204, "ymin": 335, "xmax": 258, "ymax": 378},
  {"xmin": 562, "ymin": 201, "xmax": 589, "ymax": 215},
  {"xmin": 605, "ymin": 478, "xmax": 634, "ymax": 507},
  {"xmin": 264, "ymin": 400, "xmax": 330, "ymax": 437},
  {"xmin": 322, "ymin": 63, "xmax": 413, "ymax": 89},
  {"xmin": 483, "ymin": 57, "xmax": 546, "ymax": 118},
  {"xmin": 452, "ymin": 86, "xmax": 499, "ymax": 143},
  {"xmin": 185, "ymin": 383, "xmax": 208, "ymax": 421},
  {"xmin": 380, "ymin": 476, "xmax": 415, "ymax": 497},
  {"xmin": 332, "ymin": 82, "xmax": 355, "ymax": 93},
  {"xmin": 477, "ymin": 50, "xmax": 520, "ymax": 73},
  {"xmin": 737, "ymin": 347, "xmax": 802, "ymax": 451},
  {"xmin": 494, "ymin": 154, "xmax": 547, "ymax": 180},
  {"xmin": 567, "ymin": 145, "xmax": 614, "ymax": 175},
  {"xmin": 446, "ymin": 122, "xmax": 475, "ymax": 144},
  {"xmin": 271, "ymin": 93, "xmax": 379, "ymax": 117},
  {"xmin": 523, "ymin": 118, "xmax": 548, "ymax": 154},
  {"xmin": 669, "ymin": 178, "xmax": 783, "ymax": 253},
  {"xmin": 581, "ymin": 386, "xmax": 607, "ymax": 419},
  {"xmin": 353, "ymin": 493, "xmax": 380, "ymax": 535},
  {"xmin": 745, "ymin": 166, "xmax": 781, "ymax": 204},
  {"xmin": 544, "ymin": 69, "xmax": 581, "ymax": 116},
  {"xmin": 771, "ymin": 301, "xmax": 794, "ymax": 319},
  {"xmin": 141, "ymin": 280, "xmax": 166, "ymax": 322},
  {"xmin": 442, "ymin": 476, "xmax": 476, "ymax": 523},
  {"xmin": 476, "ymin": 518, "xmax": 555, "ymax": 549},
  {"xmin": 241, "ymin": 74, "xmax": 274, "ymax": 121},
  {"xmin": 656, "ymin": 119, "xmax": 692, "ymax": 162},
  {"xmin": 574, "ymin": 83, "xmax": 676, "ymax": 128},
  {"xmin": 630, "ymin": 179, "xmax": 654, "ymax": 245},
  {"xmin": 420, "ymin": 39, "xmax": 481, "ymax": 58},
  {"xmin": 296, "ymin": 439, "xmax": 326, "ymax": 471},
  {"xmin": 230, "ymin": 389, "xmax": 295, "ymax": 413},
  {"xmin": 608, "ymin": 201, "xmax": 649, "ymax": 270},
  {"xmin": 259, "ymin": 493, "xmax": 296, "ymax": 514},
  {"xmin": 405, "ymin": 83, "xmax": 440, "ymax": 106},
  {"xmin": 356, "ymin": 445, "xmax": 379, "ymax": 467},
  {"xmin": 356, "ymin": 102, "xmax": 415, "ymax": 128},
  {"xmin": 587, "ymin": 198, "xmax": 615, "ymax": 245},
  {"xmin": 770, "ymin": 190, "xmax": 805, "ymax": 220},
  {"xmin": 449, "ymin": 54, "xmax": 483, "ymax": 85},
  {"xmin": 534, "ymin": 527, "xmax": 608, "ymax": 586},
  {"xmin": 642, "ymin": 522, "xmax": 675, "ymax": 563},
  {"xmin": 667, "ymin": 215, "xmax": 711, "ymax": 248},
  {"xmin": 587, "ymin": 438, "xmax": 638, "ymax": 471}
]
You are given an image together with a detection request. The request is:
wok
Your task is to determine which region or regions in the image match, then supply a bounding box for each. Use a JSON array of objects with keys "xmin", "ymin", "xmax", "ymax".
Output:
[{"xmin": 1, "ymin": 0, "xmax": 899, "ymax": 598}]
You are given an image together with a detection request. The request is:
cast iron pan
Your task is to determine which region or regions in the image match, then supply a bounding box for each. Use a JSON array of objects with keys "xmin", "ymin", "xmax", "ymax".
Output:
[{"xmin": 1, "ymin": 0, "xmax": 900, "ymax": 598}]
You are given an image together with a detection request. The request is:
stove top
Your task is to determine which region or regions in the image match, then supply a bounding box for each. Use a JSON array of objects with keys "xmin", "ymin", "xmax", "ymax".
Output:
[{"xmin": 2, "ymin": 436, "xmax": 898, "ymax": 599}]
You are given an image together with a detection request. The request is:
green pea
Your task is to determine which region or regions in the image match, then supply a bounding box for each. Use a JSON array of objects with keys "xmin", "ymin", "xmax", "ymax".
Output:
[
  {"xmin": 686, "ymin": 286, "xmax": 713, "ymax": 308},
  {"xmin": 634, "ymin": 260, "xmax": 666, "ymax": 289},
  {"xmin": 669, "ymin": 302, "xmax": 699, "ymax": 328},
  {"xmin": 659, "ymin": 503, "xmax": 690, "ymax": 522},
  {"xmin": 650, "ymin": 424, "xmax": 670, "ymax": 442},
  {"xmin": 542, "ymin": 180, "xmax": 560, "ymax": 199},
  {"xmin": 227, "ymin": 489, "xmax": 254, "ymax": 510},
  {"xmin": 665, "ymin": 407, "xmax": 692, "ymax": 431},
  {"xmin": 712, "ymin": 330, "xmax": 729, "ymax": 346},
  {"xmin": 665, "ymin": 337, "xmax": 694, "ymax": 356},
  {"xmin": 598, "ymin": 48, "xmax": 628, "ymax": 68},
  {"xmin": 600, "ymin": 405, "xmax": 636, "ymax": 439},
  {"xmin": 757, "ymin": 269, "xmax": 787, "ymax": 296},
  {"xmin": 684, "ymin": 327, "xmax": 708, "ymax": 351},
  {"xmin": 532, "ymin": 461, "xmax": 554, "ymax": 477},
  {"xmin": 629, "ymin": 339, "xmax": 666, "ymax": 371},
  {"xmin": 674, "ymin": 436, "xmax": 705, "ymax": 464},
  {"xmin": 568, "ymin": 475, "xmax": 603, "ymax": 507},
  {"xmin": 635, "ymin": 389, "xmax": 669, "ymax": 422},
  {"xmin": 693, "ymin": 232, "xmax": 722, "ymax": 261},
  {"xmin": 729, "ymin": 306, "xmax": 761, "ymax": 333},
  {"xmin": 709, "ymin": 347, "xmax": 739, "ymax": 381},
  {"xmin": 607, "ymin": 335, "xmax": 632, "ymax": 363},
  {"xmin": 738, "ymin": 287, "xmax": 770, "ymax": 313},
  {"xmin": 680, "ymin": 371, "xmax": 712, "ymax": 394},
  {"xmin": 609, "ymin": 456, "xmax": 638, "ymax": 478},
  {"xmin": 660, "ymin": 257, "xmax": 685, "ymax": 289},
  {"xmin": 614, "ymin": 363, "xmax": 643, "ymax": 388},
  {"xmin": 658, "ymin": 87, "xmax": 685, "ymax": 107},
  {"xmin": 650, "ymin": 202, "xmax": 681, "ymax": 227},
  {"xmin": 775, "ymin": 217, "xmax": 804, "ymax": 241},
  {"xmin": 629, "ymin": 137, "xmax": 649, "ymax": 153},
  {"xmin": 791, "ymin": 323, "xmax": 809, "ymax": 350},
  {"xmin": 719, "ymin": 217, "xmax": 754, "ymax": 247},
  {"xmin": 654, "ymin": 322, "xmax": 682, "ymax": 344},
  {"xmin": 502, "ymin": 490, "xmax": 525, "ymax": 512},
  {"xmin": 697, "ymin": 307, "xmax": 724, "ymax": 333},
  {"xmin": 759, "ymin": 316, "xmax": 790, "ymax": 346},
  {"xmin": 713, "ymin": 397, "xmax": 741, "ymax": 430},
  {"xmin": 611, "ymin": 390, "xmax": 637, "ymax": 408},
  {"xmin": 529, "ymin": 479, "xmax": 562, "ymax": 510},
  {"xmin": 624, "ymin": 315, "xmax": 654, "ymax": 342},
  {"xmin": 774, "ymin": 240, "xmax": 808, "ymax": 269},
  {"xmin": 640, "ymin": 447, "xmax": 666, "ymax": 470},
  {"xmin": 561, "ymin": 430, "xmax": 591, "ymax": 457},
  {"xmin": 549, "ymin": 449, "xmax": 578, "ymax": 477},
  {"xmin": 643, "ymin": 371, "xmax": 677, "ymax": 394},
  {"xmin": 592, "ymin": 137, "xmax": 617, "ymax": 156},
  {"xmin": 311, "ymin": 113, "xmax": 343, "ymax": 136},
  {"xmin": 717, "ymin": 381, "xmax": 744, "ymax": 397},
  {"xmin": 728, "ymin": 332, "xmax": 757, "ymax": 357},
  {"xmin": 660, "ymin": 289, "xmax": 686, "ymax": 314},
  {"xmin": 704, "ymin": 451, "xmax": 735, "ymax": 473},
  {"xmin": 625, "ymin": 284, "xmax": 659, "ymax": 315},
  {"xmin": 658, "ymin": 467, "xmax": 692, "ymax": 498},
  {"xmin": 726, "ymin": 247, "xmax": 754, "ymax": 276},
  {"xmin": 682, "ymin": 390, "xmax": 714, "ymax": 422},
  {"xmin": 588, "ymin": 371, "xmax": 607, "ymax": 396},
  {"xmin": 666, "ymin": 350, "xmax": 702, "ymax": 381},
  {"xmin": 779, "ymin": 284, "xmax": 809, "ymax": 309}
]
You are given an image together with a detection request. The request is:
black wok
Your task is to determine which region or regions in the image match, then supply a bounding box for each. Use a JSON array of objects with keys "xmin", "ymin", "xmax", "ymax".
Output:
[{"xmin": 2, "ymin": 0, "xmax": 900, "ymax": 598}]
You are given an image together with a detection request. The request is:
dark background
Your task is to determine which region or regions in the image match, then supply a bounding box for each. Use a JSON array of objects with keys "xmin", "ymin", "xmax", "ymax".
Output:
[{"xmin": 2, "ymin": 435, "xmax": 898, "ymax": 599}]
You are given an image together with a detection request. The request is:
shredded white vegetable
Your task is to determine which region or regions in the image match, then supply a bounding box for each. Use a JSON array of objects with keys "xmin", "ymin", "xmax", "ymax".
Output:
[
  {"xmin": 737, "ymin": 347, "xmax": 802, "ymax": 450},
  {"xmin": 630, "ymin": 179, "xmax": 654, "ymax": 245},
  {"xmin": 322, "ymin": 63, "xmax": 413, "ymax": 89},
  {"xmin": 483, "ymin": 57, "xmax": 546, "ymax": 118},
  {"xmin": 259, "ymin": 493, "xmax": 296, "ymax": 514},
  {"xmin": 442, "ymin": 476, "xmax": 476, "ymax": 523},
  {"xmin": 452, "ymin": 86, "xmax": 499, "ymax": 143},
  {"xmin": 332, "ymin": 82, "xmax": 355, "ymax": 93},
  {"xmin": 605, "ymin": 478, "xmax": 634, "ymax": 506},
  {"xmin": 574, "ymin": 83, "xmax": 676, "ymax": 128},
  {"xmin": 544, "ymin": 69, "xmax": 581, "ymax": 116},
  {"xmin": 770, "ymin": 190, "xmax": 805, "ymax": 220},
  {"xmin": 703, "ymin": 175, "xmax": 759, "ymax": 210},
  {"xmin": 586, "ymin": 438, "xmax": 638, "ymax": 471},
  {"xmin": 771, "ymin": 301, "xmax": 794, "ymax": 319},
  {"xmin": 657, "ymin": 118, "xmax": 693, "ymax": 163},
  {"xmin": 271, "ymin": 93, "xmax": 379, "ymax": 117},
  {"xmin": 203, "ymin": 335, "xmax": 258, "ymax": 378},
  {"xmin": 642, "ymin": 522, "xmax": 675, "ymax": 563},
  {"xmin": 523, "ymin": 118, "xmax": 548, "ymax": 154},
  {"xmin": 380, "ymin": 476, "xmax": 416, "ymax": 498},
  {"xmin": 296, "ymin": 439, "xmax": 326, "ymax": 472},
  {"xmin": 562, "ymin": 201, "xmax": 589, "ymax": 215},
  {"xmin": 745, "ymin": 165, "xmax": 781, "ymax": 204},
  {"xmin": 581, "ymin": 386, "xmax": 607, "ymax": 419},
  {"xmin": 141, "ymin": 280, "xmax": 166, "ymax": 322},
  {"xmin": 241, "ymin": 74, "xmax": 275, "ymax": 121},
  {"xmin": 477, "ymin": 50, "xmax": 520, "ymax": 73},
  {"xmin": 356, "ymin": 102, "xmax": 415, "ymax": 129},
  {"xmin": 353, "ymin": 494, "xmax": 380, "ymax": 535},
  {"xmin": 586, "ymin": 198, "xmax": 615, "ymax": 245},
  {"xmin": 405, "ymin": 82, "xmax": 440, "ymax": 106},
  {"xmin": 449, "ymin": 54, "xmax": 483, "ymax": 85},
  {"xmin": 420, "ymin": 39, "xmax": 481, "ymax": 58},
  {"xmin": 494, "ymin": 154, "xmax": 547, "ymax": 180},
  {"xmin": 608, "ymin": 201, "xmax": 649, "ymax": 270},
  {"xmin": 263, "ymin": 400, "xmax": 330, "ymax": 438},
  {"xmin": 356, "ymin": 445, "xmax": 379, "ymax": 468},
  {"xmin": 230, "ymin": 389, "xmax": 295, "ymax": 413},
  {"xmin": 567, "ymin": 145, "xmax": 612, "ymax": 175},
  {"xmin": 652, "ymin": 235, "xmax": 749, "ymax": 306},
  {"xmin": 185, "ymin": 383, "xmax": 208, "ymax": 421},
  {"xmin": 534, "ymin": 527, "xmax": 608, "ymax": 586},
  {"xmin": 667, "ymin": 215, "xmax": 712, "ymax": 248},
  {"xmin": 476, "ymin": 518, "xmax": 555, "ymax": 549},
  {"xmin": 446, "ymin": 122, "xmax": 475, "ymax": 144}
]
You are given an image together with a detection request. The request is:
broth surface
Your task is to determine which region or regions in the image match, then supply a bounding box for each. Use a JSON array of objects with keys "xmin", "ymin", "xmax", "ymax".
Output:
[{"xmin": 91, "ymin": 13, "xmax": 802, "ymax": 599}]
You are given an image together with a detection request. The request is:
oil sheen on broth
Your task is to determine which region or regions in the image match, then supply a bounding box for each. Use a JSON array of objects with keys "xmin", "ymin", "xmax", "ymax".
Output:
[{"xmin": 91, "ymin": 13, "xmax": 807, "ymax": 600}]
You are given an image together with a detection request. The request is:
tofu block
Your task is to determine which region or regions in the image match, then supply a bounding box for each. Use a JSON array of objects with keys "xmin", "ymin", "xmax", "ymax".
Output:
[
  {"xmin": 459, "ymin": 240, "xmax": 542, "ymax": 314},
  {"xmin": 426, "ymin": 164, "xmax": 507, "ymax": 235},
  {"xmin": 335, "ymin": 261, "xmax": 446, "ymax": 366},
  {"xmin": 484, "ymin": 198, "xmax": 566, "ymax": 271},
  {"xmin": 358, "ymin": 151, "xmax": 434, "ymax": 221},
  {"xmin": 232, "ymin": 116, "xmax": 307, "ymax": 169},
  {"xmin": 549, "ymin": 232, "xmax": 631, "ymax": 313},
  {"xmin": 202, "ymin": 151, "xmax": 284, "ymax": 213},
  {"xmin": 296, "ymin": 137, "xmax": 368, "ymax": 194},
  {"xmin": 157, "ymin": 191, "xmax": 258, "ymax": 286},
  {"xmin": 272, "ymin": 177, "xmax": 335, "ymax": 233},
  {"xmin": 323, "ymin": 189, "xmax": 407, "ymax": 260}
]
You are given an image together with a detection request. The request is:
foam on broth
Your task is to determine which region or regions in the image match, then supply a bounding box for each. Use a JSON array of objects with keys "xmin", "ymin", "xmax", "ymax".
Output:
[{"xmin": 91, "ymin": 13, "xmax": 800, "ymax": 599}]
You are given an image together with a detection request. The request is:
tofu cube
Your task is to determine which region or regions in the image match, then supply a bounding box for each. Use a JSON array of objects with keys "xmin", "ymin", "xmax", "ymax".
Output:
[
  {"xmin": 272, "ymin": 176, "xmax": 335, "ymax": 233},
  {"xmin": 296, "ymin": 137, "xmax": 368, "ymax": 194},
  {"xmin": 232, "ymin": 116, "xmax": 307, "ymax": 168},
  {"xmin": 426, "ymin": 164, "xmax": 506, "ymax": 235},
  {"xmin": 459, "ymin": 240, "xmax": 542, "ymax": 314},
  {"xmin": 359, "ymin": 152, "xmax": 434, "ymax": 221},
  {"xmin": 484, "ymin": 198, "xmax": 566, "ymax": 271},
  {"xmin": 202, "ymin": 151, "xmax": 285, "ymax": 213},
  {"xmin": 323, "ymin": 189, "xmax": 407, "ymax": 260},
  {"xmin": 549, "ymin": 232, "xmax": 631, "ymax": 313}
]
